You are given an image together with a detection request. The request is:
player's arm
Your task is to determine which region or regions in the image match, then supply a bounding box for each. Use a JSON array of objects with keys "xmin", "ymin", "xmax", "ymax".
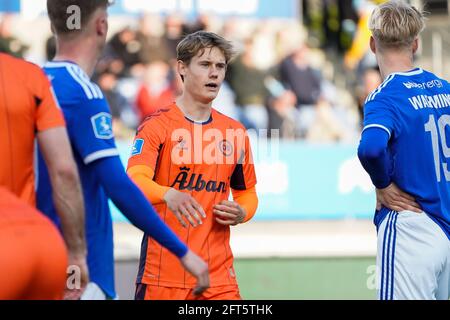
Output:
[
  {"xmin": 35, "ymin": 69, "xmax": 89, "ymax": 298},
  {"xmin": 213, "ymin": 187, "xmax": 258, "ymax": 225},
  {"xmin": 127, "ymin": 119, "xmax": 205, "ymax": 228},
  {"xmin": 358, "ymin": 101, "xmax": 422, "ymax": 213},
  {"xmin": 91, "ymin": 156, "xmax": 209, "ymax": 294},
  {"xmin": 127, "ymin": 165, "xmax": 206, "ymax": 228},
  {"xmin": 37, "ymin": 127, "xmax": 89, "ymax": 294},
  {"xmin": 214, "ymin": 129, "xmax": 258, "ymax": 226},
  {"xmin": 358, "ymin": 128, "xmax": 421, "ymax": 213}
]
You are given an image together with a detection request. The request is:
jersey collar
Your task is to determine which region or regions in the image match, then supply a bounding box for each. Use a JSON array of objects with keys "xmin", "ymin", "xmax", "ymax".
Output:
[{"xmin": 388, "ymin": 67, "xmax": 423, "ymax": 77}]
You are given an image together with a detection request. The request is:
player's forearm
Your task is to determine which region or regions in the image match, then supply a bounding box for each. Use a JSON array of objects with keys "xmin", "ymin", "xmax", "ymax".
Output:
[
  {"xmin": 358, "ymin": 128, "xmax": 391, "ymax": 189},
  {"xmin": 94, "ymin": 157, "xmax": 188, "ymax": 258},
  {"xmin": 50, "ymin": 164, "xmax": 87, "ymax": 256},
  {"xmin": 127, "ymin": 165, "xmax": 170, "ymax": 204},
  {"xmin": 232, "ymin": 187, "xmax": 258, "ymax": 223}
]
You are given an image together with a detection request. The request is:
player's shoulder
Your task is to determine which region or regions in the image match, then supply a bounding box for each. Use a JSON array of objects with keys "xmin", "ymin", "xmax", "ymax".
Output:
[
  {"xmin": 364, "ymin": 73, "xmax": 401, "ymax": 105},
  {"xmin": 136, "ymin": 104, "xmax": 174, "ymax": 135},
  {"xmin": 0, "ymin": 53, "xmax": 48, "ymax": 84},
  {"xmin": 0, "ymin": 53, "xmax": 38, "ymax": 71},
  {"xmin": 212, "ymin": 108, "xmax": 246, "ymax": 131},
  {"xmin": 44, "ymin": 61, "xmax": 104, "ymax": 102}
]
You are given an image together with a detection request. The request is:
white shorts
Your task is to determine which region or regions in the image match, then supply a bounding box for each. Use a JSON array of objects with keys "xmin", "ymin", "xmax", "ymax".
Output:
[
  {"xmin": 80, "ymin": 282, "xmax": 118, "ymax": 300},
  {"xmin": 376, "ymin": 210, "xmax": 450, "ymax": 300}
]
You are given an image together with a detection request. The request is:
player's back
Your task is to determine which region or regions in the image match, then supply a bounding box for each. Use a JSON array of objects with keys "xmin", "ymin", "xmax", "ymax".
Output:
[
  {"xmin": 37, "ymin": 61, "xmax": 117, "ymax": 298},
  {"xmin": 0, "ymin": 53, "xmax": 64, "ymax": 205},
  {"xmin": 364, "ymin": 68, "xmax": 450, "ymax": 238}
]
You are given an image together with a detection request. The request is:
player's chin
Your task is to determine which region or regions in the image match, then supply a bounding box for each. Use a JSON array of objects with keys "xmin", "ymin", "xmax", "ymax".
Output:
[{"xmin": 199, "ymin": 93, "xmax": 217, "ymax": 104}]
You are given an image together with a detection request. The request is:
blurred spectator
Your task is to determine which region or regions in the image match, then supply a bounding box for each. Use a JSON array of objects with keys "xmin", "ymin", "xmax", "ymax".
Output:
[
  {"xmin": 0, "ymin": 14, "xmax": 28, "ymax": 58},
  {"xmin": 135, "ymin": 15, "xmax": 171, "ymax": 64},
  {"xmin": 102, "ymin": 27, "xmax": 145, "ymax": 77},
  {"xmin": 356, "ymin": 67, "xmax": 382, "ymax": 124},
  {"xmin": 45, "ymin": 35, "xmax": 56, "ymax": 61},
  {"xmin": 278, "ymin": 42, "xmax": 322, "ymax": 136},
  {"xmin": 163, "ymin": 14, "xmax": 186, "ymax": 63},
  {"xmin": 226, "ymin": 38, "xmax": 270, "ymax": 131},
  {"xmin": 344, "ymin": 0, "xmax": 377, "ymax": 77},
  {"xmin": 135, "ymin": 61, "xmax": 176, "ymax": 122},
  {"xmin": 96, "ymin": 70, "xmax": 138, "ymax": 138},
  {"xmin": 266, "ymin": 85, "xmax": 298, "ymax": 139},
  {"xmin": 186, "ymin": 13, "xmax": 211, "ymax": 33},
  {"xmin": 279, "ymin": 43, "xmax": 322, "ymax": 107},
  {"xmin": 305, "ymin": 98, "xmax": 352, "ymax": 142}
]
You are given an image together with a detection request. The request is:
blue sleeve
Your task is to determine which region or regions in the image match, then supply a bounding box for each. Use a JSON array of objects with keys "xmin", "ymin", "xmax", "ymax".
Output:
[
  {"xmin": 357, "ymin": 127, "xmax": 392, "ymax": 189},
  {"xmin": 90, "ymin": 156, "xmax": 188, "ymax": 258},
  {"xmin": 66, "ymin": 98, "xmax": 119, "ymax": 165},
  {"xmin": 363, "ymin": 99, "xmax": 400, "ymax": 140}
]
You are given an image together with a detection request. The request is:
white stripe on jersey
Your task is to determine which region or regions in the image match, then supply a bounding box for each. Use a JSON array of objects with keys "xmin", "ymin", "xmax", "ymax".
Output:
[
  {"xmin": 44, "ymin": 61, "xmax": 103, "ymax": 100},
  {"xmin": 362, "ymin": 124, "xmax": 392, "ymax": 139},
  {"xmin": 66, "ymin": 65, "xmax": 94, "ymax": 99},
  {"xmin": 366, "ymin": 74, "xmax": 395, "ymax": 103},
  {"xmin": 84, "ymin": 148, "xmax": 120, "ymax": 165},
  {"xmin": 390, "ymin": 68, "xmax": 423, "ymax": 77},
  {"xmin": 74, "ymin": 66, "xmax": 103, "ymax": 99},
  {"xmin": 365, "ymin": 68, "xmax": 424, "ymax": 104}
]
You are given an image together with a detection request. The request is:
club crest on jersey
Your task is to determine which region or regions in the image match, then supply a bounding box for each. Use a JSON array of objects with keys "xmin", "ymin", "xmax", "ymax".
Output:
[
  {"xmin": 131, "ymin": 139, "xmax": 144, "ymax": 156},
  {"xmin": 218, "ymin": 140, "xmax": 233, "ymax": 157},
  {"xmin": 91, "ymin": 112, "xmax": 113, "ymax": 139}
]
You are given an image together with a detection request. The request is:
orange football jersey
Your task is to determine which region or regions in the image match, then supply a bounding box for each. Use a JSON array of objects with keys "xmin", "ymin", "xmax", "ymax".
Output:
[
  {"xmin": 0, "ymin": 53, "xmax": 65, "ymax": 205},
  {"xmin": 127, "ymin": 103, "xmax": 257, "ymax": 288}
]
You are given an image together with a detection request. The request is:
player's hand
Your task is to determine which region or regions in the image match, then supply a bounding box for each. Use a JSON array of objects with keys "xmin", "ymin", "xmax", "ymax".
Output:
[
  {"xmin": 163, "ymin": 188, "xmax": 206, "ymax": 228},
  {"xmin": 180, "ymin": 249, "xmax": 209, "ymax": 296},
  {"xmin": 213, "ymin": 200, "xmax": 246, "ymax": 226},
  {"xmin": 64, "ymin": 253, "xmax": 89, "ymax": 300},
  {"xmin": 376, "ymin": 183, "xmax": 422, "ymax": 213}
]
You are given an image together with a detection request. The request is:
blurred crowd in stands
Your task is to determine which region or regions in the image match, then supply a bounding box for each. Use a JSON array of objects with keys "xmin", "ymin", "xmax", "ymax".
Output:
[{"xmin": 0, "ymin": 0, "xmax": 386, "ymax": 143}]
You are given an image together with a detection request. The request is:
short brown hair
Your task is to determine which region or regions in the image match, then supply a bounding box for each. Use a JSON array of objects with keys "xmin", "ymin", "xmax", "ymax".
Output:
[
  {"xmin": 176, "ymin": 31, "xmax": 235, "ymax": 66},
  {"xmin": 369, "ymin": 0, "xmax": 425, "ymax": 49},
  {"xmin": 47, "ymin": 0, "xmax": 110, "ymax": 35}
]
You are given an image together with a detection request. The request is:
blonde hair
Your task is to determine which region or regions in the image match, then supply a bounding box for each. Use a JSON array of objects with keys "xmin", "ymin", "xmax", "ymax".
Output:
[{"xmin": 369, "ymin": 0, "xmax": 425, "ymax": 49}]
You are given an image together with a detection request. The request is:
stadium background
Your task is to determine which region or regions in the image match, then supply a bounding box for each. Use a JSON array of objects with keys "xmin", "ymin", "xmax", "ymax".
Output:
[{"xmin": 2, "ymin": 0, "xmax": 450, "ymax": 299}]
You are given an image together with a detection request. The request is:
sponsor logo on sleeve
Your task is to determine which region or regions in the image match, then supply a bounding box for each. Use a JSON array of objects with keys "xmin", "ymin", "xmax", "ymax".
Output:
[
  {"xmin": 131, "ymin": 139, "xmax": 144, "ymax": 156},
  {"xmin": 91, "ymin": 112, "xmax": 114, "ymax": 139}
]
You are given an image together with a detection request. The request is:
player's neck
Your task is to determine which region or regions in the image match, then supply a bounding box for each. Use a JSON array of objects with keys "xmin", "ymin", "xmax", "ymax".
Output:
[
  {"xmin": 53, "ymin": 38, "xmax": 99, "ymax": 78},
  {"xmin": 378, "ymin": 53, "xmax": 415, "ymax": 80},
  {"xmin": 176, "ymin": 95, "xmax": 212, "ymax": 123}
]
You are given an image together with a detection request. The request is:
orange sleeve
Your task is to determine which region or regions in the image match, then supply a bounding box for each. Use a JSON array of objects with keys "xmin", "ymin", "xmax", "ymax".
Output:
[
  {"xmin": 230, "ymin": 127, "xmax": 257, "ymax": 190},
  {"xmin": 34, "ymin": 68, "xmax": 65, "ymax": 132},
  {"xmin": 231, "ymin": 186, "xmax": 258, "ymax": 223},
  {"xmin": 127, "ymin": 116, "xmax": 166, "ymax": 171},
  {"xmin": 127, "ymin": 165, "xmax": 170, "ymax": 204}
]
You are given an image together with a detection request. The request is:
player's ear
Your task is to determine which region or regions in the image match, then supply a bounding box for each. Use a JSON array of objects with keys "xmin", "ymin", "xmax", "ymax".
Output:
[
  {"xmin": 369, "ymin": 36, "xmax": 376, "ymax": 54},
  {"xmin": 95, "ymin": 11, "xmax": 108, "ymax": 37},
  {"xmin": 177, "ymin": 60, "xmax": 186, "ymax": 82},
  {"xmin": 412, "ymin": 38, "xmax": 419, "ymax": 54}
]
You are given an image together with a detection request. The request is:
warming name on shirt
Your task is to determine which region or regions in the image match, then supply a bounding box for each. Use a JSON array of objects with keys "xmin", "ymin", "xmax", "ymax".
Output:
[{"xmin": 408, "ymin": 94, "xmax": 450, "ymax": 110}]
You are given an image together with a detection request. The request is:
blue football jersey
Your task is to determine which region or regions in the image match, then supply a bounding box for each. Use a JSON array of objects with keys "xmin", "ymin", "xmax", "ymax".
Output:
[
  {"xmin": 37, "ymin": 61, "xmax": 119, "ymax": 298},
  {"xmin": 363, "ymin": 68, "xmax": 450, "ymax": 239}
]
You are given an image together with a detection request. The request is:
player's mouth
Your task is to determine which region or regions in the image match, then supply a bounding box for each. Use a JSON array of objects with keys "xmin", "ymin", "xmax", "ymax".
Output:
[{"xmin": 205, "ymin": 83, "xmax": 219, "ymax": 90}]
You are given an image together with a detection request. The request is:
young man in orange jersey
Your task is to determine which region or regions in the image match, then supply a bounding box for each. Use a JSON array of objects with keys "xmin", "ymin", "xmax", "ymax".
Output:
[{"xmin": 128, "ymin": 31, "xmax": 259, "ymax": 300}]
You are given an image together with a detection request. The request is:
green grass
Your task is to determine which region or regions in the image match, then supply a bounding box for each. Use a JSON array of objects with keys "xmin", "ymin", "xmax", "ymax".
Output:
[{"xmin": 234, "ymin": 257, "xmax": 377, "ymax": 300}]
